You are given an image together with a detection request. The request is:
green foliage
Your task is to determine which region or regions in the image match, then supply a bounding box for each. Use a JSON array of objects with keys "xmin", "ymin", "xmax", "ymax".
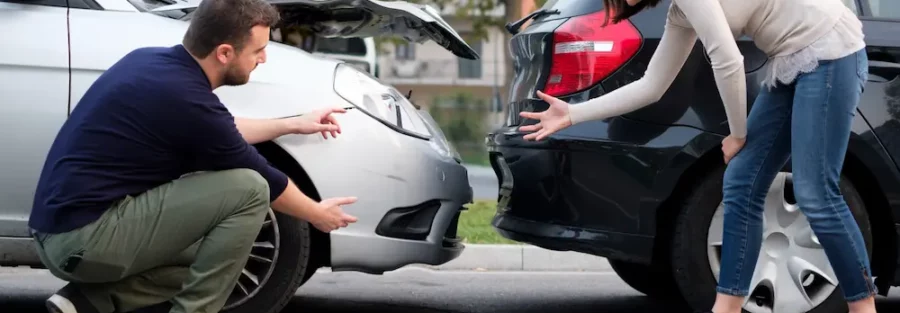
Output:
[
  {"xmin": 429, "ymin": 92, "xmax": 491, "ymax": 165},
  {"xmin": 429, "ymin": 92, "xmax": 489, "ymax": 143}
]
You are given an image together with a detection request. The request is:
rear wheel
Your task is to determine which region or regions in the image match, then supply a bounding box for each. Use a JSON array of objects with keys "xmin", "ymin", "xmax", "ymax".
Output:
[
  {"xmin": 609, "ymin": 259, "xmax": 680, "ymax": 299},
  {"xmin": 221, "ymin": 209, "xmax": 313, "ymax": 313},
  {"xmin": 670, "ymin": 168, "xmax": 873, "ymax": 313}
]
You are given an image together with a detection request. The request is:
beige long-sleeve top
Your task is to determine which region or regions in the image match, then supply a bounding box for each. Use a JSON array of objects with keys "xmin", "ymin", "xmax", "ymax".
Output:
[{"xmin": 566, "ymin": 0, "xmax": 866, "ymax": 139}]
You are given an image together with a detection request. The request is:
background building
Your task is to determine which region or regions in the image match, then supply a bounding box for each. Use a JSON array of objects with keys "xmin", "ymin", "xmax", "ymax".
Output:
[{"xmin": 374, "ymin": 0, "xmax": 540, "ymax": 165}]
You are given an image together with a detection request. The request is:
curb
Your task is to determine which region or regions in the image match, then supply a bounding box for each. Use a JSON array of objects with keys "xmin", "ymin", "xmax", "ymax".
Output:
[{"xmin": 419, "ymin": 244, "xmax": 612, "ymax": 272}]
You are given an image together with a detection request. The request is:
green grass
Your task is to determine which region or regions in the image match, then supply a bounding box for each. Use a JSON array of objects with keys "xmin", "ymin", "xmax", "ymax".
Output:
[{"xmin": 458, "ymin": 200, "xmax": 522, "ymax": 244}]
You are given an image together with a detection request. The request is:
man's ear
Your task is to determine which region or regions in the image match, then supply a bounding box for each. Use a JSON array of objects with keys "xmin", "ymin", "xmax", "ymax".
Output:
[{"xmin": 214, "ymin": 44, "xmax": 235, "ymax": 65}]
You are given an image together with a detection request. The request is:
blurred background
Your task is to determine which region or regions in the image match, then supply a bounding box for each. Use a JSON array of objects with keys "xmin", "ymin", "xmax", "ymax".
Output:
[{"xmin": 274, "ymin": 0, "xmax": 548, "ymax": 167}]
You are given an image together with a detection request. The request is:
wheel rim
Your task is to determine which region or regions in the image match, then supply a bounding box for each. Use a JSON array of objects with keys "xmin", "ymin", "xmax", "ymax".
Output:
[
  {"xmin": 223, "ymin": 209, "xmax": 281, "ymax": 310},
  {"xmin": 707, "ymin": 172, "xmax": 838, "ymax": 313}
]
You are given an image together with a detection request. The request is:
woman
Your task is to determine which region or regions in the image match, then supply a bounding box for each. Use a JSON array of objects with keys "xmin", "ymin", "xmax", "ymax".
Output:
[{"xmin": 519, "ymin": 0, "xmax": 877, "ymax": 312}]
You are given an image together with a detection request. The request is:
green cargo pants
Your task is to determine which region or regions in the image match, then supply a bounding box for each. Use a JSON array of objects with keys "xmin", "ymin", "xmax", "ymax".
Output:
[{"xmin": 32, "ymin": 169, "xmax": 271, "ymax": 313}]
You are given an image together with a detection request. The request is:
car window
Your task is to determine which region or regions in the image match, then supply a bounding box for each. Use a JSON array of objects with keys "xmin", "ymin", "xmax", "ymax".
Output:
[
  {"xmin": 127, "ymin": 0, "xmax": 194, "ymax": 19},
  {"xmin": 534, "ymin": 0, "xmax": 604, "ymax": 21},
  {"xmin": 864, "ymin": 0, "xmax": 900, "ymax": 18},
  {"xmin": 315, "ymin": 37, "xmax": 368, "ymax": 56},
  {"xmin": 1, "ymin": 0, "xmax": 84, "ymax": 8},
  {"xmin": 842, "ymin": 0, "xmax": 860, "ymax": 14}
]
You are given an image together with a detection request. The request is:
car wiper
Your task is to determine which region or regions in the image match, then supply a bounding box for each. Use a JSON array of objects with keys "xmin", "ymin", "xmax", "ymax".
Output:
[{"xmin": 505, "ymin": 8, "xmax": 560, "ymax": 35}]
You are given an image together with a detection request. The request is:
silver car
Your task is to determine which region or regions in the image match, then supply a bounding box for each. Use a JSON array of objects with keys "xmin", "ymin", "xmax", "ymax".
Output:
[{"xmin": 0, "ymin": 0, "xmax": 477, "ymax": 312}]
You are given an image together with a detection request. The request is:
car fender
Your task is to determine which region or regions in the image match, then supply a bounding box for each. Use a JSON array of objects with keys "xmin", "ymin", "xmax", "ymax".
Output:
[{"xmin": 212, "ymin": 44, "xmax": 348, "ymax": 119}]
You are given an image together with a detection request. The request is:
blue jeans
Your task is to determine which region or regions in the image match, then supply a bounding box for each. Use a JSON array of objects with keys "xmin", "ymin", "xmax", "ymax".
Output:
[{"xmin": 716, "ymin": 48, "xmax": 877, "ymax": 302}]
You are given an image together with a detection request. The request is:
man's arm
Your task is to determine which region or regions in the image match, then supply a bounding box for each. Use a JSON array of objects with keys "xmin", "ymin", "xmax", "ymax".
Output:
[
  {"xmin": 172, "ymin": 92, "xmax": 356, "ymax": 232},
  {"xmin": 234, "ymin": 107, "xmax": 346, "ymax": 144},
  {"xmin": 234, "ymin": 117, "xmax": 291, "ymax": 144},
  {"xmin": 272, "ymin": 179, "xmax": 358, "ymax": 232}
]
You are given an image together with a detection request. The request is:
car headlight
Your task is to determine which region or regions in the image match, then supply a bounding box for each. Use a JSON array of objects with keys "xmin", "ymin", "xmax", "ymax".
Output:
[
  {"xmin": 333, "ymin": 63, "xmax": 431, "ymax": 139},
  {"xmin": 418, "ymin": 109, "xmax": 462, "ymax": 161}
]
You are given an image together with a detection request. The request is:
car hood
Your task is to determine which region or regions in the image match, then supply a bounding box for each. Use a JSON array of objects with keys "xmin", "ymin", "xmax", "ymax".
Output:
[{"xmin": 152, "ymin": 0, "xmax": 479, "ymax": 60}]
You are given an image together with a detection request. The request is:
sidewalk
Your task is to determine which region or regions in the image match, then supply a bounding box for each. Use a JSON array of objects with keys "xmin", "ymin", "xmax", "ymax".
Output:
[{"xmin": 419, "ymin": 244, "xmax": 612, "ymax": 272}]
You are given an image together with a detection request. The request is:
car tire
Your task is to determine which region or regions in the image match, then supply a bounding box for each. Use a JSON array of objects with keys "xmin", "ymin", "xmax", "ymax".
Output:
[
  {"xmin": 609, "ymin": 259, "xmax": 681, "ymax": 299},
  {"xmin": 221, "ymin": 210, "xmax": 313, "ymax": 313},
  {"xmin": 670, "ymin": 167, "xmax": 873, "ymax": 313}
]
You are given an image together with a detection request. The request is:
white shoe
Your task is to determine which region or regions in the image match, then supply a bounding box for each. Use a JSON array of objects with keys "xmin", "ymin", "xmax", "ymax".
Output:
[
  {"xmin": 46, "ymin": 293, "xmax": 78, "ymax": 313},
  {"xmin": 45, "ymin": 283, "xmax": 99, "ymax": 313}
]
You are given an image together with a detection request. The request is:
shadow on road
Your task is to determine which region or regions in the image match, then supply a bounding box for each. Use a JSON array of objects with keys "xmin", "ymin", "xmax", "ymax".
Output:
[
  {"xmin": 283, "ymin": 294, "xmax": 690, "ymax": 313},
  {"xmin": 0, "ymin": 294, "xmax": 682, "ymax": 313},
  {"xmin": 2, "ymin": 287, "xmax": 899, "ymax": 313},
  {"xmin": 288, "ymin": 295, "xmax": 900, "ymax": 313}
]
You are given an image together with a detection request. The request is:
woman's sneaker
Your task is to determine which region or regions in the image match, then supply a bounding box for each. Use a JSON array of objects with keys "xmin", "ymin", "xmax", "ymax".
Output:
[{"xmin": 46, "ymin": 283, "xmax": 99, "ymax": 313}]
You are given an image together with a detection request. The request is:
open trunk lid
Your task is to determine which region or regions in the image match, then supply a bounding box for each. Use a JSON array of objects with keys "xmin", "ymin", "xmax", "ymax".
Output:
[{"xmin": 152, "ymin": 0, "xmax": 480, "ymax": 60}]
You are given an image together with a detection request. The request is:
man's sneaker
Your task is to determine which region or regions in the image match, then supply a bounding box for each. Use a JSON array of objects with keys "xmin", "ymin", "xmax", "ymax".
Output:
[{"xmin": 46, "ymin": 283, "xmax": 99, "ymax": 313}]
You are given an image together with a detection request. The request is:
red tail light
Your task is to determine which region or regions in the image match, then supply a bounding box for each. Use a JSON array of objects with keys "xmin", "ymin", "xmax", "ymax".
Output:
[{"xmin": 543, "ymin": 10, "xmax": 642, "ymax": 97}]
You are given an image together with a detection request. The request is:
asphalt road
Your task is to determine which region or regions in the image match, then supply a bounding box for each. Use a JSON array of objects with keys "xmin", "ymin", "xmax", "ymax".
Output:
[{"xmin": 3, "ymin": 267, "xmax": 900, "ymax": 313}]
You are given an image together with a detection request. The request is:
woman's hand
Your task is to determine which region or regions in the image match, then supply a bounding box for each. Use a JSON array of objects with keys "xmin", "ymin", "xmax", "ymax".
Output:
[
  {"xmin": 721, "ymin": 135, "xmax": 746, "ymax": 164},
  {"xmin": 518, "ymin": 91, "xmax": 573, "ymax": 141}
]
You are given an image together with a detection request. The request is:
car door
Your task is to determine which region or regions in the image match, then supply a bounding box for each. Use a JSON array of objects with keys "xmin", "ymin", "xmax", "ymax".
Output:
[
  {"xmin": 151, "ymin": 0, "xmax": 480, "ymax": 60},
  {"xmin": 0, "ymin": 0, "xmax": 80, "ymax": 237},
  {"xmin": 854, "ymin": 0, "xmax": 900, "ymax": 165}
]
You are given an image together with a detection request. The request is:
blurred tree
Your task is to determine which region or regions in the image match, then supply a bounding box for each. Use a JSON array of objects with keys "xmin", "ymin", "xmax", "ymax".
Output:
[{"xmin": 429, "ymin": 92, "xmax": 491, "ymax": 165}]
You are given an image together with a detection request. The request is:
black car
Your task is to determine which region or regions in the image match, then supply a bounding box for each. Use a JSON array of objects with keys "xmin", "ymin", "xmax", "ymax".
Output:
[{"xmin": 486, "ymin": 1, "xmax": 900, "ymax": 312}]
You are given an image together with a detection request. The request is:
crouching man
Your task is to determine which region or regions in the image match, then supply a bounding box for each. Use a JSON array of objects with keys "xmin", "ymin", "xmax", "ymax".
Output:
[{"xmin": 27, "ymin": 0, "xmax": 357, "ymax": 312}]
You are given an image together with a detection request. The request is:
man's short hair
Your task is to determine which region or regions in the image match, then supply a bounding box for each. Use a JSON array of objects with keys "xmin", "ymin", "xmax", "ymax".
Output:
[{"xmin": 183, "ymin": 0, "xmax": 281, "ymax": 57}]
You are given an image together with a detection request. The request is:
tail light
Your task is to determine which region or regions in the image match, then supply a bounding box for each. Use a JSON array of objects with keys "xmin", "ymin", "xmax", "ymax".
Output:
[{"xmin": 543, "ymin": 10, "xmax": 642, "ymax": 97}]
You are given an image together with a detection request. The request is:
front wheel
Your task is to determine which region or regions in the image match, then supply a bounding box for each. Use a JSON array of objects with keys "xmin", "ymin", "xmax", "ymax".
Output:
[
  {"xmin": 670, "ymin": 169, "xmax": 873, "ymax": 313},
  {"xmin": 221, "ymin": 209, "xmax": 313, "ymax": 313}
]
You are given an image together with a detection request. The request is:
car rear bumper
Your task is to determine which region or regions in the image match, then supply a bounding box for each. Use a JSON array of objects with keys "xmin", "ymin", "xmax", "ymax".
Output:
[
  {"xmin": 487, "ymin": 146, "xmax": 654, "ymax": 263},
  {"xmin": 483, "ymin": 121, "xmax": 709, "ymax": 263}
]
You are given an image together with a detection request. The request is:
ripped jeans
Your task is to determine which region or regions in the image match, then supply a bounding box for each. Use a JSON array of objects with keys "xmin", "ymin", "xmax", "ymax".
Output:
[{"xmin": 715, "ymin": 48, "xmax": 878, "ymax": 303}]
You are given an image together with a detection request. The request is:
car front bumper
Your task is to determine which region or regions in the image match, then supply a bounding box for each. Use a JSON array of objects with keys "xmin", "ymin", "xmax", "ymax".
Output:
[
  {"xmin": 327, "ymin": 153, "xmax": 472, "ymax": 274},
  {"xmin": 274, "ymin": 109, "xmax": 472, "ymax": 273}
]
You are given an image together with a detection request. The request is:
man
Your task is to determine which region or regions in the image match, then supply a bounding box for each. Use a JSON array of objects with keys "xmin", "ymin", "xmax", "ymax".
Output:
[{"xmin": 28, "ymin": 0, "xmax": 358, "ymax": 312}]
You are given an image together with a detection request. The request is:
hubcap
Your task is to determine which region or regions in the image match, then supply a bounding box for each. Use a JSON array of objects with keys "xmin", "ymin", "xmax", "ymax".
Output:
[
  {"xmin": 223, "ymin": 209, "xmax": 281, "ymax": 310},
  {"xmin": 707, "ymin": 173, "xmax": 838, "ymax": 313}
]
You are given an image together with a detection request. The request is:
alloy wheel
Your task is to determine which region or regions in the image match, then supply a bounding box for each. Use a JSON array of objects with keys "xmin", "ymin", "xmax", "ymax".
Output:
[
  {"xmin": 706, "ymin": 172, "xmax": 838, "ymax": 313},
  {"xmin": 223, "ymin": 209, "xmax": 282, "ymax": 310}
]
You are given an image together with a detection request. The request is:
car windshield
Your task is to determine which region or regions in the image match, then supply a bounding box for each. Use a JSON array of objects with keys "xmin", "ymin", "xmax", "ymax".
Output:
[{"xmin": 315, "ymin": 37, "xmax": 368, "ymax": 56}]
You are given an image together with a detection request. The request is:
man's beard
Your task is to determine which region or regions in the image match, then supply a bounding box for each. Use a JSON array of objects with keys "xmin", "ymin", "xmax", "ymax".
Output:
[{"xmin": 222, "ymin": 64, "xmax": 250, "ymax": 86}]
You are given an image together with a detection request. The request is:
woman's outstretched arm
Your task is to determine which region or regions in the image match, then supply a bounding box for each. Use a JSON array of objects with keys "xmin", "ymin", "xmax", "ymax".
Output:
[
  {"xmin": 671, "ymin": 0, "xmax": 747, "ymax": 139},
  {"xmin": 567, "ymin": 10, "xmax": 698, "ymax": 126},
  {"xmin": 567, "ymin": 0, "xmax": 747, "ymax": 139}
]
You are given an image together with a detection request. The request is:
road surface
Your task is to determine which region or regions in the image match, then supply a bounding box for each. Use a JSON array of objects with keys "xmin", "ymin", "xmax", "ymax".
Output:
[
  {"xmin": 466, "ymin": 164, "xmax": 497, "ymax": 201},
  {"xmin": 2, "ymin": 267, "xmax": 899, "ymax": 313}
]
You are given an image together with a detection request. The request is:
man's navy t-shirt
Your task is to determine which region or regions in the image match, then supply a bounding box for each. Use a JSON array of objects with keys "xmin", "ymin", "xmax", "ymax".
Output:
[{"xmin": 29, "ymin": 44, "xmax": 289, "ymax": 234}]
